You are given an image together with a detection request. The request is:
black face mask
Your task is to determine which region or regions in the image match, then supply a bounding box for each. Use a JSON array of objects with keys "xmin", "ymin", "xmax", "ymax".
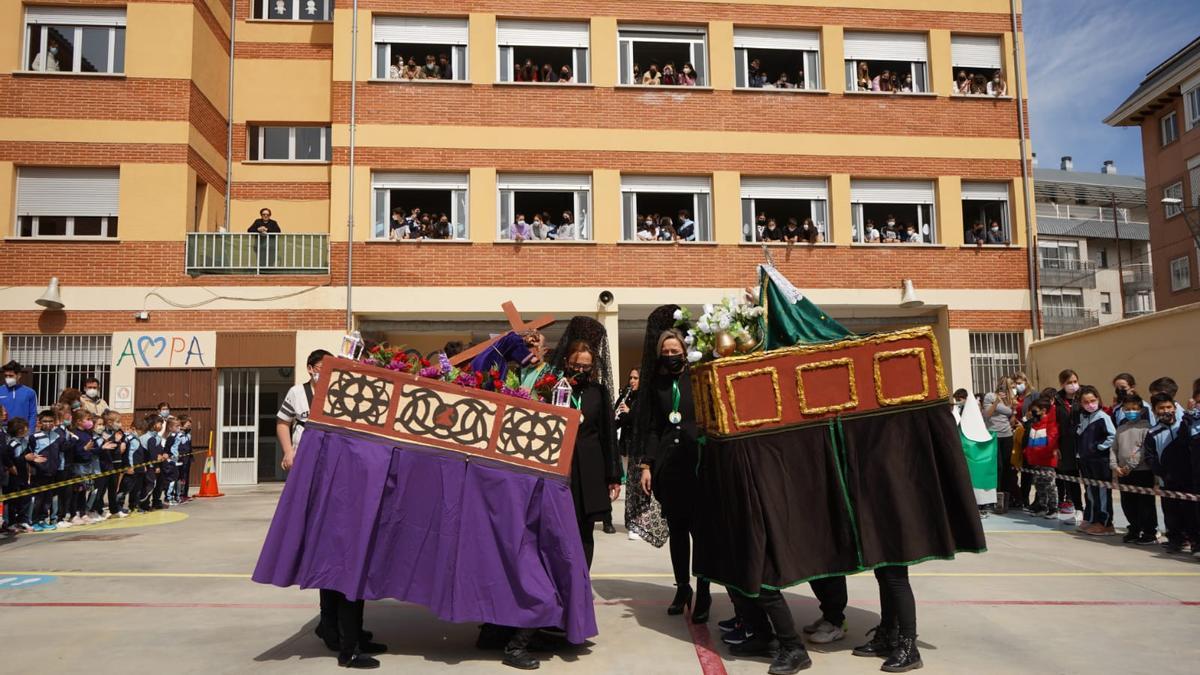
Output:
[
  {"xmin": 660, "ymin": 354, "xmax": 686, "ymax": 374},
  {"xmin": 1158, "ymin": 412, "xmax": 1176, "ymax": 426},
  {"xmin": 1030, "ymin": 411, "xmax": 1043, "ymax": 422},
  {"xmin": 569, "ymin": 369, "xmax": 590, "ymax": 385}
]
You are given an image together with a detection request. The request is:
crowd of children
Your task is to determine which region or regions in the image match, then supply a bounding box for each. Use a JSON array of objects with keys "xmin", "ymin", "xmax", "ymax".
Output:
[
  {"xmin": 957, "ymin": 371, "xmax": 1200, "ymax": 558},
  {"xmin": 1, "ymin": 395, "xmax": 195, "ymax": 535}
]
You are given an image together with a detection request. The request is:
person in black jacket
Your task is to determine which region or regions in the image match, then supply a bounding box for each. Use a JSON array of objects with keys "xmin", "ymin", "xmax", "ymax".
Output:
[
  {"xmin": 248, "ymin": 207, "xmax": 282, "ymax": 268},
  {"xmin": 1055, "ymin": 369, "xmax": 1084, "ymax": 517}
]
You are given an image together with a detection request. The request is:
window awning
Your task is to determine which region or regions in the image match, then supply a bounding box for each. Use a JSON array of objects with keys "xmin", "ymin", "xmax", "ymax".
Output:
[
  {"xmin": 951, "ymin": 35, "xmax": 1002, "ymax": 70},
  {"xmin": 374, "ymin": 16, "xmax": 469, "ymax": 44},
  {"xmin": 25, "ymin": 7, "xmax": 126, "ymax": 26},
  {"xmin": 17, "ymin": 167, "xmax": 119, "ymax": 217},
  {"xmin": 850, "ymin": 179, "xmax": 934, "ymax": 203},
  {"xmin": 843, "ymin": 32, "xmax": 928, "ymax": 62},
  {"xmin": 961, "ymin": 182, "xmax": 1009, "ymax": 201},
  {"xmin": 497, "ymin": 20, "xmax": 589, "ymax": 48},
  {"xmin": 372, "ymin": 172, "xmax": 468, "ymax": 190},
  {"xmin": 621, "ymin": 175, "xmax": 711, "ymax": 193},
  {"xmin": 733, "ymin": 28, "xmax": 820, "ymax": 52},
  {"xmin": 498, "ymin": 173, "xmax": 591, "ymax": 191},
  {"xmin": 740, "ymin": 177, "xmax": 827, "ymax": 200}
]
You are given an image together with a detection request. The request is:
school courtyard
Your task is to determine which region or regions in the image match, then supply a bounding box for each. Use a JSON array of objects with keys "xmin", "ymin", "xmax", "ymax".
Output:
[{"xmin": 0, "ymin": 485, "xmax": 1196, "ymax": 675}]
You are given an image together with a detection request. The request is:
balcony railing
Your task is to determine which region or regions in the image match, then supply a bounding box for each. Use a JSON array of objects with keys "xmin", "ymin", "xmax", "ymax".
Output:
[
  {"xmin": 186, "ymin": 233, "xmax": 329, "ymax": 275},
  {"xmin": 1041, "ymin": 306, "xmax": 1099, "ymax": 336},
  {"xmin": 1038, "ymin": 255, "xmax": 1096, "ymax": 289},
  {"xmin": 1120, "ymin": 262, "xmax": 1153, "ymax": 290},
  {"xmin": 1036, "ymin": 202, "xmax": 1145, "ymax": 224}
]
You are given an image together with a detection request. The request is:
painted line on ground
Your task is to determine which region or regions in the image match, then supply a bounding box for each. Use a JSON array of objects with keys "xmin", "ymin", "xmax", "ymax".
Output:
[
  {"xmin": 686, "ymin": 610, "xmax": 729, "ymax": 675},
  {"xmin": 3, "ymin": 570, "xmax": 1199, "ymax": 580}
]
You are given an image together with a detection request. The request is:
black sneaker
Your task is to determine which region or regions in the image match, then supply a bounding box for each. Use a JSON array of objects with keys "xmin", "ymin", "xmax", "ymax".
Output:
[
  {"xmin": 337, "ymin": 652, "xmax": 380, "ymax": 669},
  {"xmin": 602, "ymin": 522, "xmax": 616, "ymax": 534},
  {"xmin": 1122, "ymin": 530, "xmax": 1139, "ymax": 544},
  {"xmin": 768, "ymin": 645, "xmax": 813, "ymax": 674},
  {"xmin": 722, "ymin": 625, "xmax": 754, "ymax": 645},
  {"xmin": 718, "ymin": 616, "xmax": 741, "ymax": 633},
  {"xmin": 729, "ymin": 635, "xmax": 779, "ymax": 658},
  {"xmin": 1137, "ymin": 531, "xmax": 1158, "ymax": 545},
  {"xmin": 502, "ymin": 646, "xmax": 540, "ymax": 670}
]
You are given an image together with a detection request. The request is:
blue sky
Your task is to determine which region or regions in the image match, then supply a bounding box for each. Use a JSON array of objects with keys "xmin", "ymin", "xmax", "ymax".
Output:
[{"xmin": 1024, "ymin": 0, "xmax": 1198, "ymax": 178}]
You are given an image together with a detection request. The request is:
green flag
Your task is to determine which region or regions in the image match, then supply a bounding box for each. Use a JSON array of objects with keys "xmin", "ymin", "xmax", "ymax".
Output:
[
  {"xmin": 958, "ymin": 392, "xmax": 998, "ymax": 505},
  {"xmin": 758, "ymin": 264, "xmax": 854, "ymax": 349}
]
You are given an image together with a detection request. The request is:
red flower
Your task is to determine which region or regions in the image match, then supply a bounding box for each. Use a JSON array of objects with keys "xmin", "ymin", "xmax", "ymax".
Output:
[
  {"xmin": 420, "ymin": 358, "xmax": 431, "ymax": 367},
  {"xmin": 369, "ymin": 345, "xmax": 381, "ymax": 354}
]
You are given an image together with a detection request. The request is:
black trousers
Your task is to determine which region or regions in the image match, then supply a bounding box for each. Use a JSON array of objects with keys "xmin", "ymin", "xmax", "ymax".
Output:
[
  {"xmin": 578, "ymin": 518, "xmax": 595, "ymax": 569},
  {"xmin": 730, "ymin": 589, "xmax": 803, "ymax": 649},
  {"xmin": 1057, "ymin": 467, "xmax": 1083, "ymax": 510},
  {"xmin": 667, "ymin": 515, "xmax": 694, "ymax": 587},
  {"xmin": 996, "ymin": 436, "xmax": 1018, "ymax": 501},
  {"xmin": 319, "ymin": 588, "xmax": 365, "ymax": 653},
  {"xmin": 810, "ymin": 575, "xmax": 848, "ymax": 625},
  {"xmin": 1162, "ymin": 479, "xmax": 1199, "ymax": 545},
  {"xmin": 30, "ymin": 475, "xmax": 56, "ymax": 523},
  {"xmin": 875, "ymin": 566, "xmax": 916, "ymax": 638},
  {"xmin": 1119, "ymin": 470, "xmax": 1157, "ymax": 536},
  {"xmin": 55, "ymin": 471, "xmax": 73, "ymax": 519}
]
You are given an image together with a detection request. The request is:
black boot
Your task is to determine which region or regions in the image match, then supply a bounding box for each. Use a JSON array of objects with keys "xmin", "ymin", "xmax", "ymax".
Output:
[
  {"xmin": 768, "ymin": 644, "xmax": 813, "ymax": 674},
  {"xmin": 337, "ymin": 651, "xmax": 380, "ymax": 669},
  {"xmin": 502, "ymin": 628, "xmax": 540, "ymax": 670},
  {"xmin": 881, "ymin": 635, "xmax": 922, "ymax": 672},
  {"xmin": 691, "ymin": 581, "xmax": 712, "ymax": 624},
  {"xmin": 316, "ymin": 621, "xmax": 340, "ymax": 651},
  {"xmin": 668, "ymin": 584, "xmax": 694, "ymax": 616},
  {"xmin": 851, "ymin": 624, "xmax": 898, "ymax": 658},
  {"xmin": 602, "ymin": 520, "xmax": 616, "ymax": 534}
]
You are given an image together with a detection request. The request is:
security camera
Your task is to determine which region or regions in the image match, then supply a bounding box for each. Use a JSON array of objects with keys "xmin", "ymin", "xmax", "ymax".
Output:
[{"xmin": 598, "ymin": 290, "xmax": 614, "ymax": 306}]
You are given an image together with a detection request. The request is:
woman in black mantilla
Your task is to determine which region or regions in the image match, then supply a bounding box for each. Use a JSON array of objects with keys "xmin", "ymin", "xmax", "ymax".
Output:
[
  {"xmin": 633, "ymin": 306, "xmax": 711, "ymax": 623},
  {"xmin": 547, "ymin": 316, "xmax": 622, "ymax": 568}
]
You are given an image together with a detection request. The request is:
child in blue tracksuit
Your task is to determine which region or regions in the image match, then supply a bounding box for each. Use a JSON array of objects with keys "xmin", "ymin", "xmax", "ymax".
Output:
[
  {"xmin": 138, "ymin": 415, "xmax": 165, "ymax": 511},
  {"xmin": 1144, "ymin": 391, "xmax": 1195, "ymax": 553},
  {"xmin": 118, "ymin": 419, "xmax": 145, "ymax": 515},
  {"xmin": 1186, "ymin": 379, "xmax": 1200, "ymax": 561},
  {"xmin": 5, "ymin": 418, "xmax": 32, "ymax": 531},
  {"xmin": 176, "ymin": 415, "xmax": 193, "ymax": 502},
  {"xmin": 162, "ymin": 417, "xmax": 183, "ymax": 505},
  {"xmin": 1075, "ymin": 385, "xmax": 1116, "ymax": 535},
  {"xmin": 27, "ymin": 411, "xmax": 63, "ymax": 531}
]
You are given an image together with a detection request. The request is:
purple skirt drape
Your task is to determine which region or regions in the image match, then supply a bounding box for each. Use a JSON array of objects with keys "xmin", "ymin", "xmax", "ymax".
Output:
[{"xmin": 252, "ymin": 424, "xmax": 598, "ymax": 644}]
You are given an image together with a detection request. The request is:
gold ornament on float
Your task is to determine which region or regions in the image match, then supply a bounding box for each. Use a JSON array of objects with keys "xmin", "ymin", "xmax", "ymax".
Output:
[
  {"xmin": 735, "ymin": 331, "xmax": 759, "ymax": 353},
  {"xmin": 714, "ymin": 331, "xmax": 737, "ymax": 357}
]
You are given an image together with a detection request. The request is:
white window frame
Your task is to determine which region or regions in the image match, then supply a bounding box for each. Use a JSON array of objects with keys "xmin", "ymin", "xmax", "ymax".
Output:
[
  {"xmin": 1170, "ymin": 256, "xmax": 1191, "ymax": 292},
  {"xmin": 618, "ymin": 25, "xmax": 709, "ymax": 86},
  {"xmin": 850, "ymin": 180, "xmax": 937, "ymax": 243},
  {"xmin": 18, "ymin": 215, "xmax": 118, "ymax": 239},
  {"xmin": 23, "ymin": 8, "xmax": 127, "ymax": 74},
  {"xmin": 620, "ymin": 176, "xmax": 712, "ymax": 241},
  {"xmin": 1164, "ymin": 181, "xmax": 1184, "ymax": 218},
  {"xmin": 496, "ymin": 20, "xmax": 590, "ymax": 84},
  {"xmin": 733, "ymin": 27, "xmax": 822, "ymax": 90},
  {"xmin": 1099, "ymin": 292, "xmax": 1112, "ymax": 315},
  {"xmin": 496, "ymin": 174, "xmax": 592, "ymax": 241},
  {"xmin": 372, "ymin": 16, "xmax": 470, "ymax": 81},
  {"xmin": 843, "ymin": 31, "xmax": 929, "ymax": 94},
  {"xmin": 967, "ymin": 331, "xmax": 1025, "ymax": 395},
  {"xmin": 739, "ymin": 177, "xmax": 828, "ymax": 242},
  {"xmin": 15, "ymin": 167, "xmax": 120, "ymax": 239},
  {"xmin": 1184, "ymin": 78, "xmax": 1200, "ymax": 131},
  {"xmin": 371, "ymin": 172, "xmax": 470, "ymax": 241},
  {"xmin": 250, "ymin": 126, "xmax": 331, "ymax": 162},
  {"xmin": 961, "ymin": 181, "xmax": 1011, "ymax": 242},
  {"xmin": 253, "ymin": 0, "xmax": 332, "ymax": 21},
  {"xmin": 949, "ymin": 34, "xmax": 1002, "ymax": 96},
  {"xmin": 1161, "ymin": 111, "xmax": 1178, "ymax": 146}
]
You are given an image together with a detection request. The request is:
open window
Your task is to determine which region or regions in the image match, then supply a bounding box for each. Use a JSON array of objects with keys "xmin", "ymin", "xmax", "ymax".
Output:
[
  {"xmin": 497, "ymin": 174, "xmax": 591, "ymax": 241},
  {"xmin": 621, "ymin": 176, "xmax": 711, "ymax": 241},
  {"xmin": 497, "ymin": 20, "xmax": 589, "ymax": 84},
  {"xmin": 618, "ymin": 26, "xmax": 707, "ymax": 86},
  {"xmin": 843, "ymin": 32, "xmax": 928, "ymax": 93},
  {"xmin": 16, "ymin": 167, "xmax": 119, "ymax": 239},
  {"xmin": 850, "ymin": 180, "xmax": 936, "ymax": 244},
  {"xmin": 23, "ymin": 6, "xmax": 126, "ymax": 74},
  {"xmin": 961, "ymin": 182, "xmax": 1011, "ymax": 244},
  {"xmin": 740, "ymin": 177, "xmax": 828, "ymax": 242},
  {"xmin": 734, "ymin": 27, "xmax": 821, "ymax": 90},
  {"xmin": 251, "ymin": 0, "xmax": 331, "ymax": 21},
  {"xmin": 951, "ymin": 34, "xmax": 1005, "ymax": 96},
  {"xmin": 248, "ymin": 125, "xmax": 332, "ymax": 162},
  {"xmin": 373, "ymin": 16, "xmax": 468, "ymax": 81},
  {"xmin": 372, "ymin": 172, "xmax": 469, "ymax": 240}
]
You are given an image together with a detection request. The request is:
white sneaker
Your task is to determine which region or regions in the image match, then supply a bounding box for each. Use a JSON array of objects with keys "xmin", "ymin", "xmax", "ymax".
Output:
[
  {"xmin": 87, "ymin": 511, "xmax": 102, "ymax": 521},
  {"xmin": 57, "ymin": 519, "xmax": 72, "ymax": 528},
  {"xmin": 116, "ymin": 510, "xmax": 130, "ymax": 519},
  {"xmin": 627, "ymin": 531, "xmax": 641, "ymax": 541},
  {"xmin": 80, "ymin": 516, "xmax": 95, "ymax": 525},
  {"xmin": 70, "ymin": 515, "xmax": 85, "ymax": 525},
  {"xmin": 19, "ymin": 523, "xmax": 35, "ymax": 533},
  {"xmin": 806, "ymin": 620, "xmax": 846, "ymax": 644}
]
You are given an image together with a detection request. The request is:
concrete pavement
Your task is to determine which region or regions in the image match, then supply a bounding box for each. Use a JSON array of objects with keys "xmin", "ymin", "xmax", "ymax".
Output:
[{"xmin": 1, "ymin": 485, "xmax": 1198, "ymax": 674}]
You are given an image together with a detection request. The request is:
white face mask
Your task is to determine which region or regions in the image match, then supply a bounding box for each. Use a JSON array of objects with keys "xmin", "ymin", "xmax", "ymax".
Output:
[
  {"xmin": 1015, "ymin": 383, "xmax": 1026, "ymax": 394},
  {"xmin": 159, "ymin": 409, "xmax": 170, "ymax": 418},
  {"xmin": 311, "ymin": 371, "xmax": 320, "ymax": 383},
  {"xmin": 1064, "ymin": 383, "xmax": 1079, "ymax": 395},
  {"xmin": 991, "ymin": 226, "xmax": 1000, "ymax": 231},
  {"xmin": 86, "ymin": 388, "xmax": 99, "ymax": 398},
  {"xmin": 4, "ymin": 376, "xmax": 16, "ymax": 387}
]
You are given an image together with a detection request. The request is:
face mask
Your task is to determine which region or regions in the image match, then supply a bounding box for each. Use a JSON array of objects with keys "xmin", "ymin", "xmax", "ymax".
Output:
[
  {"xmin": 660, "ymin": 354, "xmax": 686, "ymax": 373},
  {"xmin": 887, "ymin": 220, "xmax": 896, "ymax": 226},
  {"xmin": 1030, "ymin": 411, "xmax": 1043, "ymax": 422},
  {"xmin": 1010, "ymin": 388, "xmax": 1018, "ymax": 397},
  {"xmin": 82, "ymin": 419, "xmax": 94, "ymax": 430},
  {"xmin": 86, "ymin": 388, "xmax": 99, "ymax": 398},
  {"xmin": 645, "ymin": 220, "xmax": 654, "ymax": 227},
  {"xmin": 1064, "ymin": 383, "xmax": 1080, "ymax": 395},
  {"xmin": 683, "ymin": 68, "xmax": 692, "ymax": 74},
  {"xmin": 569, "ymin": 369, "xmax": 591, "ymax": 385},
  {"xmin": 561, "ymin": 71, "xmax": 570, "ymax": 78},
  {"xmin": 4, "ymin": 377, "xmax": 15, "ymax": 387},
  {"xmin": 311, "ymin": 372, "xmax": 319, "ymax": 383},
  {"xmin": 1082, "ymin": 401, "xmax": 1099, "ymax": 414},
  {"xmin": 71, "ymin": 401, "xmax": 81, "ymax": 410},
  {"xmin": 1123, "ymin": 411, "xmax": 1141, "ymax": 422},
  {"xmin": 991, "ymin": 226, "xmax": 1000, "ymax": 231},
  {"xmin": 50, "ymin": 46, "xmax": 58, "ymax": 55},
  {"xmin": 1158, "ymin": 412, "xmax": 1176, "ymax": 426},
  {"xmin": 1015, "ymin": 383, "xmax": 1026, "ymax": 394},
  {"xmin": 159, "ymin": 409, "xmax": 170, "ymax": 418}
]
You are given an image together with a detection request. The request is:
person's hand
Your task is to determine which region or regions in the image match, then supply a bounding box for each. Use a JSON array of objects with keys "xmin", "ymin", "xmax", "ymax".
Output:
[
  {"xmin": 281, "ymin": 450, "xmax": 295, "ymax": 471},
  {"xmin": 1187, "ymin": 398, "xmax": 1197, "ymax": 412},
  {"xmin": 125, "ymin": 467, "xmax": 134, "ymax": 476},
  {"xmin": 617, "ymin": 402, "xmax": 630, "ymax": 415},
  {"xmin": 33, "ymin": 455, "xmax": 46, "ymax": 464},
  {"xmin": 639, "ymin": 467, "xmax": 652, "ymax": 495},
  {"xmin": 608, "ymin": 483, "xmax": 621, "ymax": 502}
]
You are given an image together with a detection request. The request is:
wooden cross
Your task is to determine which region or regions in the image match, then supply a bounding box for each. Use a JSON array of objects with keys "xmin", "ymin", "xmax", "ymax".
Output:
[{"xmin": 447, "ymin": 301, "xmax": 557, "ymax": 366}]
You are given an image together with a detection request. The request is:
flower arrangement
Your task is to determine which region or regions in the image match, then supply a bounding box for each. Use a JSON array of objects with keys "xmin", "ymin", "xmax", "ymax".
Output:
[
  {"xmin": 673, "ymin": 298, "xmax": 764, "ymax": 363},
  {"xmin": 358, "ymin": 342, "xmax": 557, "ymax": 402}
]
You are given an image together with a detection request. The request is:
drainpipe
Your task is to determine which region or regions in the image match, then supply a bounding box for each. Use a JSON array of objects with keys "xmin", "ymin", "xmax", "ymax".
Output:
[
  {"xmin": 223, "ymin": 0, "xmax": 236, "ymax": 231},
  {"xmin": 345, "ymin": 0, "xmax": 359, "ymax": 332},
  {"xmin": 1010, "ymin": 0, "xmax": 1040, "ymax": 339}
]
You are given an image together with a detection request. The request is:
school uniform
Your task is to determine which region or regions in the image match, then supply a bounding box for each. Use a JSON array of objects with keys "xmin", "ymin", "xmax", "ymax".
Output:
[
  {"xmin": 53, "ymin": 424, "xmax": 74, "ymax": 522},
  {"xmin": 134, "ymin": 431, "xmax": 160, "ymax": 510},
  {"xmin": 28, "ymin": 429, "xmax": 62, "ymax": 525},
  {"xmin": 1054, "ymin": 390, "xmax": 1084, "ymax": 510},
  {"xmin": 6, "ymin": 436, "xmax": 33, "ymax": 526},
  {"xmin": 177, "ymin": 430, "xmax": 193, "ymax": 500},
  {"xmin": 1076, "ymin": 408, "xmax": 1116, "ymax": 526},
  {"xmin": 1110, "ymin": 415, "xmax": 1155, "ymax": 538},
  {"xmin": 148, "ymin": 431, "xmax": 168, "ymax": 509},
  {"xmin": 1143, "ymin": 414, "xmax": 1196, "ymax": 547},
  {"xmin": 93, "ymin": 429, "xmax": 120, "ymax": 514},
  {"xmin": 117, "ymin": 432, "xmax": 143, "ymax": 512},
  {"xmin": 163, "ymin": 432, "xmax": 184, "ymax": 502}
]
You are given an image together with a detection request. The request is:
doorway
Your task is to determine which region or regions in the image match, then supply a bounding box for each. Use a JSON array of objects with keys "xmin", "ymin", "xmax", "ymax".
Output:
[{"xmin": 216, "ymin": 367, "xmax": 293, "ymax": 485}]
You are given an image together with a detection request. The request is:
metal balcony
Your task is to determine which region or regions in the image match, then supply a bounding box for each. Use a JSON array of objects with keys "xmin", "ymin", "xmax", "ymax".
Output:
[
  {"xmin": 185, "ymin": 233, "xmax": 330, "ymax": 275},
  {"xmin": 1038, "ymin": 255, "xmax": 1096, "ymax": 289},
  {"xmin": 1120, "ymin": 263, "xmax": 1153, "ymax": 291},
  {"xmin": 1041, "ymin": 306, "xmax": 1099, "ymax": 336}
]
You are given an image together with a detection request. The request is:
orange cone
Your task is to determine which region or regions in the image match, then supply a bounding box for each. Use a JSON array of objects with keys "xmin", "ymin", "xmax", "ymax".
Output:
[{"xmin": 196, "ymin": 449, "xmax": 224, "ymax": 498}]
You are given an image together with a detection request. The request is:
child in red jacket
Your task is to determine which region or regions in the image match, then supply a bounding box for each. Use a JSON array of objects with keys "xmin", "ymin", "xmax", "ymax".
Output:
[{"xmin": 1022, "ymin": 397, "xmax": 1060, "ymax": 517}]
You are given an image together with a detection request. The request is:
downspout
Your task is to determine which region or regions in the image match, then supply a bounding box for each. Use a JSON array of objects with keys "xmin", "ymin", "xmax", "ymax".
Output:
[
  {"xmin": 345, "ymin": 0, "xmax": 359, "ymax": 332},
  {"xmin": 223, "ymin": 0, "xmax": 236, "ymax": 230},
  {"xmin": 1010, "ymin": 0, "xmax": 1040, "ymax": 339}
]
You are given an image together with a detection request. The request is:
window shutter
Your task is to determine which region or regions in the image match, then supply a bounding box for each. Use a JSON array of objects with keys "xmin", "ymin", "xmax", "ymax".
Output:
[
  {"xmin": 740, "ymin": 177, "xmax": 828, "ymax": 200},
  {"xmin": 497, "ymin": 173, "xmax": 591, "ymax": 191},
  {"xmin": 372, "ymin": 172, "xmax": 469, "ymax": 190},
  {"xmin": 25, "ymin": 7, "xmax": 126, "ymax": 26},
  {"xmin": 951, "ymin": 35, "xmax": 1002, "ymax": 69},
  {"xmin": 621, "ymin": 175, "xmax": 712, "ymax": 193},
  {"xmin": 17, "ymin": 168, "xmax": 119, "ymax": 217},
  {"xmin": 960, "ymin": 182, "xmax": 1009, "ymax": 201},
  {"xmin": 843, "ymin": 32, "xmax": 928, "ymax": 62},
  {"xmin": 373, "ymin": 16, "xmax": 469, "ymax": 44},
  {"xmin": 733, "ymin": 28, "xmax": 820, "ymax": 51},
  {"xmin": 497, "ymin": 20, "xmax": 589, "ymax": 48},
  {"xmin": 850, "ymin": 180, "xmax": 935, "ymax": 203}
]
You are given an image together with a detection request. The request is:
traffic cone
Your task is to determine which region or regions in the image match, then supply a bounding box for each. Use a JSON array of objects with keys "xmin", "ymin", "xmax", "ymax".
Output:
[{"xmin": 196, "ymin": 449, "xmax": 224, "ymax": 498}]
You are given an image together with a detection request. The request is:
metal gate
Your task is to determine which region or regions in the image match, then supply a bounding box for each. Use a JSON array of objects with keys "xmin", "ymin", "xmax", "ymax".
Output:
[
  {"xmin": 133, "ymin": 368, "xmax": 215, "ymax": 488},
  {"xmin": 217, "ymin": 369, "xmax": 260, "ymax": 485}
]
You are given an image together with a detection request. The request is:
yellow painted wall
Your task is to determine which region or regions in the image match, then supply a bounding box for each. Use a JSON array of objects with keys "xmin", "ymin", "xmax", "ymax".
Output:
[
  {"xmin": 125, "ymin": 4, "xmax": 195, "ymax": 80},
  {"xmin": 329, "ymin": 165, "xmax": 371, "ymax": 242},
  {"xmin": 469, "ymin": 14, "xmax": 496, "ymax": 84},
  {"xmin": 237, "ymin": 20, "xmax": 334, "ymax": 45},
  {"xmin": 187, "ymin": 126, "xmax": 228, "ymax": 182},
  {"xmin": 1009, "ymin": 176, "xmax": 1027, "ymax": 246},
  {"xmin": 118, "ymin": 163, "xmax": 192, "ymax": 240},
  {"xmin": 829, "ymin": 174, "xmax": 852, "ymax": 243},
  {"xmin": 709, "ymin": 22, "xmax": 735, "ymax": 90},
  {"xmin": 1, "ymin": 1, "xmax": 23, "ymax": 72},
  {"xmin": 0, "ymin": 162, "xmax": 14, "ymax": 237},
  {"xmin": 820, "ymin": 26, "xmax": 844, "ymax": 93},
  {"xmin": 928, "ymin": 29, "xmax": 952, "ymax": 96},
  {"xmin": 331, "ymin": 8, "xmax": 372, "ymax": 82},
  {"xmin": 235, "ymin": 163, "xmax": 331, "ymax": 183},
  {"xmin": 591, "ymin": 18, "xmax": 618, "ymax": 87},
  {"xmin": 470, "ymin": 167, "xmax": 498, "ymax": 242},
  {"xmin": 936, "ymin": 175, "xmax": 963, "ymax": 245},
  {"xmin": 712, "ymin": 171, "xmax": 741, "ymax": 244},
  {"xmin": 592, "ymin": 169, "xmax": 621, "ymax": 243},
  {"xmin": 233, "ymin": 60, "xmax": 331, "ymax": 122},
  {"xmin": 231, "ymin": 199, "xmax": 331, "ymax": 233},
  {"xmin": 190, "ymin": 6, "xmax": 231, "ymax": 116}
]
